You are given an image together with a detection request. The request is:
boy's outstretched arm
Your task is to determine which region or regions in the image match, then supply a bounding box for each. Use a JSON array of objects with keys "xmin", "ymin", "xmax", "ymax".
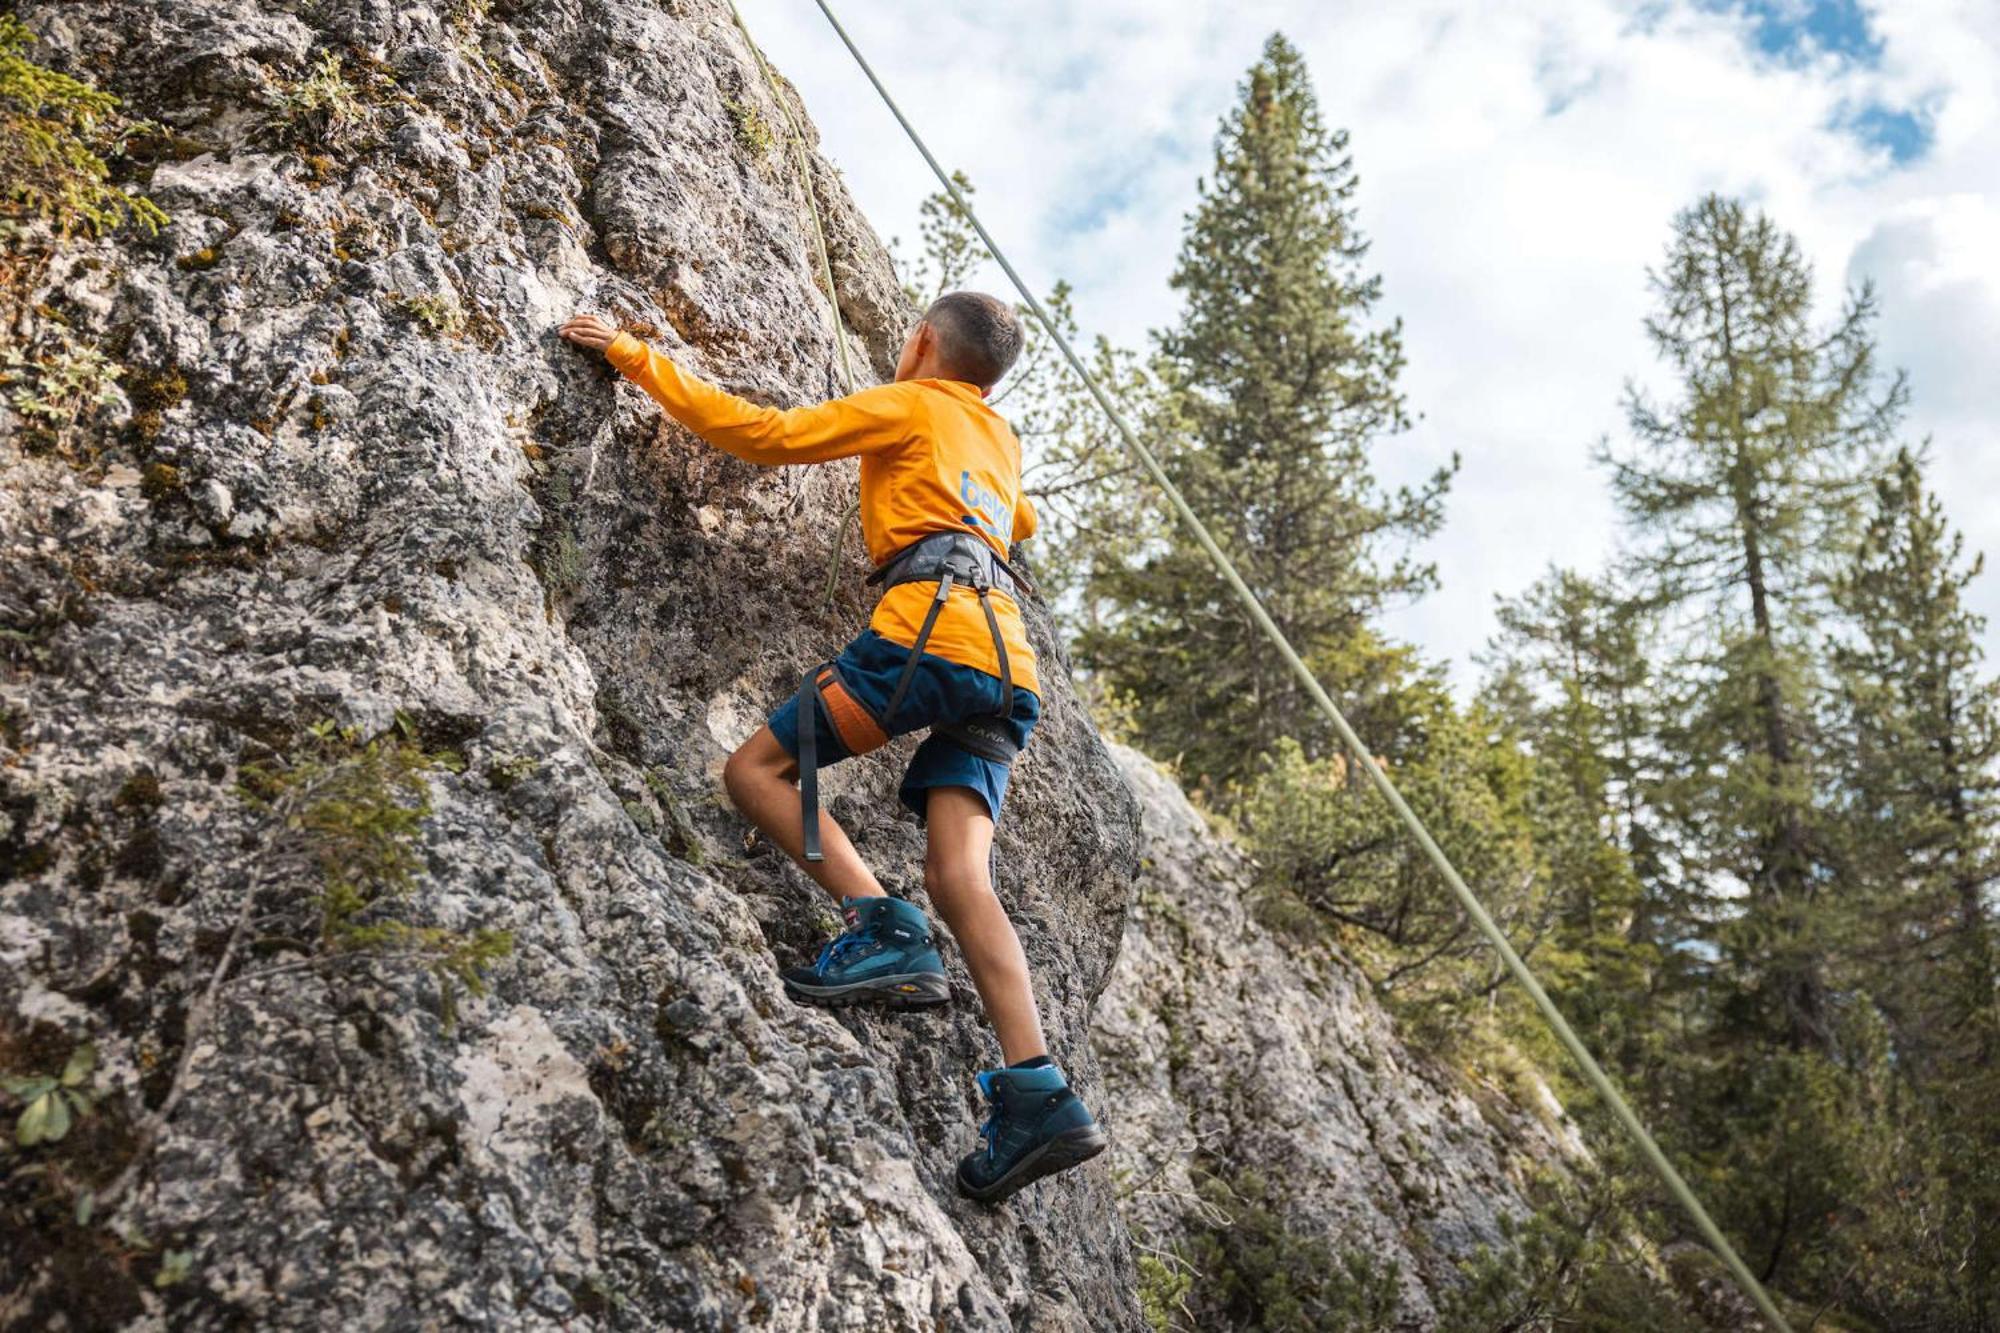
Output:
[{"xmin": 560, "ymin": 313, "xmax": 910, "ymax": 465}]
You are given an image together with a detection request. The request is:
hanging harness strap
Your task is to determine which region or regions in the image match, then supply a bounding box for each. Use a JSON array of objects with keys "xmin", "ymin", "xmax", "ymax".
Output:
[
  {"xmin": 798, "ymin": 530, "xmax": 1026, "ymax": 861},
  {"xmin": 799, "ymin": 662, "xmax": 825, "ymax": 860}
]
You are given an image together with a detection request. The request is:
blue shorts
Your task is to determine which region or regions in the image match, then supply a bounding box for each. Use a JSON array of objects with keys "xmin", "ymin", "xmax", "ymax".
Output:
[{"xmin": 767, "ymin": 628, "xmax": 1041, "ymax": 823}]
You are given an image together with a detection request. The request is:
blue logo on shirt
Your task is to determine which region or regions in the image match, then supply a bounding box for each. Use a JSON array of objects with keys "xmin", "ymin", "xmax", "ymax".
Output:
[{"xmin": 960, "ymin": 470, "xmax": 1007, "ymax": 541}]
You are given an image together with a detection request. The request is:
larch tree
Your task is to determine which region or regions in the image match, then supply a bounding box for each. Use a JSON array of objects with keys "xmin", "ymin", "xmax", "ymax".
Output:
[{"xmin": 1597, "ymin": 194, "xmax": 1901, "ymax": 1056}]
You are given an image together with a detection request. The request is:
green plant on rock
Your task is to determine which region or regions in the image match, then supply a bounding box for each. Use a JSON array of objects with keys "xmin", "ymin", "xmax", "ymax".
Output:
[
  {"xmin": 1436, "ymin": 1162, "xmax": 1703, "ymax": 1333},
  {"xmin": 0, "ymin": 16, "xmax": 167, "ymax": 239},
  {"xmin": 153, "ymin": 1247, "xmax": 194, "ymax": 1289},
  {"xmin": 486, "ymin": 753, "xmax": 538, "ymax": 790},
  {"xmin": 1173, "ymin": 1167, "xmax": 1401, "ymax": 1331},
  {"xmin": 2, "ymin": 1042, "xmax": 96, "ymax": 1147},
  {"xmin": 3, "ymin": 333, "xmax": 121, "ymax": 454},
  {"xmin": 238, "ymin": 719, "xmax": 513, "ymax": 1024},
  {"xmin": 269, "ymin": 50, "xmax": 367, "ymax": 148},
  {"xmin": 1136, "ymin": 1252, "xmax": 1195, "ymax": 1333},
  {"xmin": 724, "ymin": 96, "xmax": 777, "ymax": 159}
]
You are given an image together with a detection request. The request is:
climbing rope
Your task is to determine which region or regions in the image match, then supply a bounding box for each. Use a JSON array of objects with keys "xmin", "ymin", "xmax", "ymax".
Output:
[
  {"xmin": 794, "ymin": 2, "xmax": 1794, "ymax": 1327},
  {"xmin": 722, "ymin": 0, "xmax": 864, "ymax": 608}
]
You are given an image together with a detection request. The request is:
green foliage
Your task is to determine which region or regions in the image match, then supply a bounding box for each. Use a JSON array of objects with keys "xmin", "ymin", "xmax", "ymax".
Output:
[
  {"xmin": 2, "ymin": 1043, "xmax": 96, "ymax": 1148},
  {"xmin": 486, "ymin": 754, "xmax": 539, "ymax": 790},
  {"xmin": 3, "ymin": 333, "xmax": 121, "ymax": 455},
  {"xmin": 0, "ymin": 16, "xmax": 167, "ymax": 239},
  {"xmin": 1136, "ymin": 1253, "xmax": 1194, "ymax": 1333},
  {"xmin": 1448, "ymin": 200, "xmax": 1986, "ymax": 1322},
  {"xmin": 1437, "ymin": 1167, "xmax": 1703, "ymax": 1333},
  {"xmin": 154, "ymin": 1247, "xmax": 194, "ymax": 1289},
  {"xmin": 1828, "ymin": 447, "xmax": 2000, "ymax": 1081},
  {"xmin": 1170, "ymin": 1168, "xmax": 1400, "ymax": 1331},
  {"xmin": 388, "ymin": 289, "xmax": 467, "ymax": 339},
  {"xmin": 1232, "ymin": 671, "xmax": 1646, "ymax": 1035},
  {"xmin": 239, "ymin": 719, "xmax": 512, "ymax": 1024},
  {"xmin": 269, "ymin": 50, "xmax": 368, "ymax": 148},
  {"xmin": 530, "ymin": 463, "xmax": 586, "ymax": 602},
  {"xmin": 1811, "ymin": 448, "xmax": 2000, "ymax": 1325},
  {"xmin": 1597, "ymin": 193, "xmax": 1902, "ymax": 1054},
  {"xmin": 724, "ymin": 97, "xmax": 776, "ymax": 159}
]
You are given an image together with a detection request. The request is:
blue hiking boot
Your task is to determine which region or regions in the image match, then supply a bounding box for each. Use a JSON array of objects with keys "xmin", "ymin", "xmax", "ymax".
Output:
[
  {"xmin": 781, "ymin": 895, "xmax": 950, "ymax": 1011},
  {"xmin": 956, "ymin": 1061, "xmax": 1108, "ymax": 1203}
]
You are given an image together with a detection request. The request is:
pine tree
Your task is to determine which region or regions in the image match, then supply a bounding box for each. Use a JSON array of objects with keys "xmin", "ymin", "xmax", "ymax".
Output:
[
  {"xmin": 1831, "ymin": 447, "xmax": 2000, "ymax": 1074},
  {"xmin": 1827, "ymin": 449, "xmax": 2000, "ymax": 1322},
  {"xmin": 1597, "ymin": 194, "xmax": 1902, "ymax": 1056},
  {"xmin": 1080, "ymin": 32, "xmax": 1454, "ymax": 790},
  {"xmin": 1479, "ymin": 569, "xmax": 1660, "ymax": 1062},
  {"xmin": 1482, "ymin": 569, "xmax": 1655, "ymax": 873}
]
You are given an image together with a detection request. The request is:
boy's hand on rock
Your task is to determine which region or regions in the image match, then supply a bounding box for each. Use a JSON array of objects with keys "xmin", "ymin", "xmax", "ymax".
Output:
[{"xmin": 559, "ymin": 314, "xmax": 621, "ymax": 351}]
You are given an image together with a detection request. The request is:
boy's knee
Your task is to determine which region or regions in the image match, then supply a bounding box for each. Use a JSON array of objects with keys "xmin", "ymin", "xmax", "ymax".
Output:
[
  {"xmin": 721, "ymin": 743, "xmax": 763, "ymax": 806},
  {"xmin": 924, "ymin": 848, "xmax": 991, "ymax": 901}
]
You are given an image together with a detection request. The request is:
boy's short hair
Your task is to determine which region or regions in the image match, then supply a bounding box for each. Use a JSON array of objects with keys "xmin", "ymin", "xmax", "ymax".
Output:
[{"xmin": 923, "ymin": 291, "xmax": 1024, "ymax": 389}]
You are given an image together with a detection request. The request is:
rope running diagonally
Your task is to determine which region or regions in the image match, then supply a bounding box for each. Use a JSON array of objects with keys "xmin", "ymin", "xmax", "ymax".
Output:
[
  {"xmin": 797, "ymin": 1, "xmax": 1795, "ymax": 1326},
  {"xmin": 723, "ymin": 0, "xmax": 865, "ymax": 608}
]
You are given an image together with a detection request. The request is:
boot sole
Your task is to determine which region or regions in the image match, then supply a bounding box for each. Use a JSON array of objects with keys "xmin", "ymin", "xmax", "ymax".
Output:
[
  {"xmin": 783, "ymin": 971, "xmax": 952, "ymax": 1012},
  {"xmin": 957, "ymin": 1123, "xmax": 1109, "ymax": 1204}
]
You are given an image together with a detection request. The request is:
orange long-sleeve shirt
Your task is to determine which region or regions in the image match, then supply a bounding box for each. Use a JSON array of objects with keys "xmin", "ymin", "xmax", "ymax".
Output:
[{"xmin": 606, "ymin": 332, "xmax": 1041, "ymax": 697}]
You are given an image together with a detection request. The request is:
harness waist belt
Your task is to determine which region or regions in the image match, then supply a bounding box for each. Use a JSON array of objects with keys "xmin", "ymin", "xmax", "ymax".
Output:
[{"xmin": 864, "ymin": 529, "xmax": 1030, "ymax": 602}]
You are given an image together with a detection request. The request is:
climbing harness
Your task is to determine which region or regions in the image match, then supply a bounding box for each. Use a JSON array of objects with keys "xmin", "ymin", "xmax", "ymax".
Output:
[
  {"xmin": 799, "ymin": 530, "xmax": 1028, "ymax": 861},
  {"xmin": 783, "ymin": 2, "xmax": 1795, "ymax": 1326}
]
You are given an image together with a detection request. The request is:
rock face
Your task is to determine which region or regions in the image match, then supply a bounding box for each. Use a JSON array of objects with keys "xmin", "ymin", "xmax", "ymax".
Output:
[
  {"xmin": 1093, "ymin": 747, "xmax": 1574, "ymax": 1328},
  {"xmin": 0, "ymin": 3, "xmax": 1560, "ymax": 1330},
  {"xmin": 2, "ymin": 2, "xmax": 1139, "ymax": 1328}
]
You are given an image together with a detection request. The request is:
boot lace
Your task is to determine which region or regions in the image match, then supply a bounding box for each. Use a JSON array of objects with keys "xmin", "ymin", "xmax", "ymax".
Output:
[
  {"xmin": 814, "ymin": 929, "xmax": 869, "ymax": 973},
  {"xmin": 978, "ymin": 1106, "xmax": 1000, "ymax": 1162}
]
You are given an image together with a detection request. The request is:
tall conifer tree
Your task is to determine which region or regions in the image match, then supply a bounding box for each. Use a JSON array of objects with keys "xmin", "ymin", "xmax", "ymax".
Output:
[
  {"xmin": 1825, "ymin": 451, "xmax": 2000, "ymax": 1320},
  {"xmin": 1081, "ymin": 33, "xmax": 1454, "ymax": 789},
  {"xmin": 1830, "ymin": 448, "xmax": 2000, "ymax": 1072},
  {"xmin": 1598, "ymin": 195, "xmax": 1902, "ymax": 1054}
]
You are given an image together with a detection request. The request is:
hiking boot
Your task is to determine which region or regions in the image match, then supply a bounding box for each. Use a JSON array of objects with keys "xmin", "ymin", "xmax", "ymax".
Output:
[
  {"xmin": 781, "ymin": 895, "xmax": 950, "ymax": 1010},
  {"xmin": 956, "ymin": 1062, "xmax": 1108, "ymax": 1203}
]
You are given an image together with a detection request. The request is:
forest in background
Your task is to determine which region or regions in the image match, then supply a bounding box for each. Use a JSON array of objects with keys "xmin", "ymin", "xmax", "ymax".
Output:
[{"xmin": 909, "ymin": 31, "xmax": 1998, "ymax": 1332}]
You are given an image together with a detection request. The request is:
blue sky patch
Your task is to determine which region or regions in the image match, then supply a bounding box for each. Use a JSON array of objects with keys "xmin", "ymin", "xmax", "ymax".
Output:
[
  {"xmin": 1705, "ymin": 4, "xmax": 1934, "ymax": 165},
  {"xmin": 1843, "ymin": 102, "xmax": 1933, "ymax": 163},
  {"xmin": 1713, "ymin": 0, "xmax": 1882, "ymax": 65}
]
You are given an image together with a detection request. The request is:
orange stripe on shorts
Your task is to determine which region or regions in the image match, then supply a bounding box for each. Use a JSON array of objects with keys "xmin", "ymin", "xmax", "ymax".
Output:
[{"xmin": 818, "ymin": 669, "xmax": 889, "ymax": 755}]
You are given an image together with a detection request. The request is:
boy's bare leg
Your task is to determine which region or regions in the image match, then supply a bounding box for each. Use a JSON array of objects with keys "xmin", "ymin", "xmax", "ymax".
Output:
[
  {"xmin": 723, "ymin": 726, "xmax": 886, "ymax": 906},
  {"xmin": 922, "ymin": 786, "xmax": 1048, "ymax": 1065}
]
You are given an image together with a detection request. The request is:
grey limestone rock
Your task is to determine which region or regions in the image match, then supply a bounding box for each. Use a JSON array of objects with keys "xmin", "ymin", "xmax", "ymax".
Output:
[
  {"xmin": 2, "ymin": 2, "xmax": 1138, "ymax": 1328},
  {"xmin": 1, "ymin": 3, "xmax": 1562, "ymax": 1329},
  {"xmin": 1093, "ymin": 746, "xmax": 1581, "ymax": 1328}
]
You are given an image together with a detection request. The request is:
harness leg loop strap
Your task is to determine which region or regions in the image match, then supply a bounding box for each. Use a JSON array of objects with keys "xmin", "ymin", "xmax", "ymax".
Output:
[
  {"xmin": 976, "ymin": 586, "xmax": 1013, "ymax": 720},
  {"xmin": 882, "ymin": 570, "xmax": 955, "ymax": 729}
]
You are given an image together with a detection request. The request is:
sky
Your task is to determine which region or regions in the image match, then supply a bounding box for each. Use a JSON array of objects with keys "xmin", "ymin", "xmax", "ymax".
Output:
[{"xmin": 747, "ymin": 0, "xmax": 2000, "ymax": 690}]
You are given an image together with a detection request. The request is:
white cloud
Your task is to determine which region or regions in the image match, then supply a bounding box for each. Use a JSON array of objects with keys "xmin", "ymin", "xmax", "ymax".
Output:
[{"xmin": 744, "ymin": 0, "xmax": 2000, "ymax": 686}]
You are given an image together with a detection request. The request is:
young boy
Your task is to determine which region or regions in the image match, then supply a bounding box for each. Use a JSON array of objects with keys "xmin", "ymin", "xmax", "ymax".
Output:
[{"xmin": 559, "ymin": 293, "xmax": 1105, "ymax": 1203}]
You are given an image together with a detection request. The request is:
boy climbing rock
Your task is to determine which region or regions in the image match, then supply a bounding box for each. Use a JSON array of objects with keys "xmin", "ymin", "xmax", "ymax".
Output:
[{"xmin": 560, "ymin": 293, "xmax": 1105, "ymax": 1203}]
